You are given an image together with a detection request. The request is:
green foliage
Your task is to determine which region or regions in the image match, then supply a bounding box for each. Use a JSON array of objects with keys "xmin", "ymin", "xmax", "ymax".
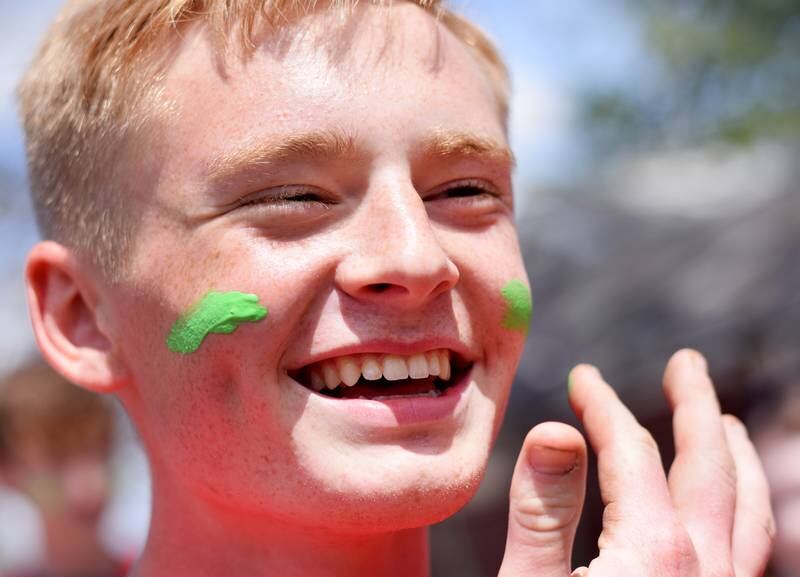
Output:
[{"xmin": 580, "ymin": 0, "xmax": 800, "ymax": 156}]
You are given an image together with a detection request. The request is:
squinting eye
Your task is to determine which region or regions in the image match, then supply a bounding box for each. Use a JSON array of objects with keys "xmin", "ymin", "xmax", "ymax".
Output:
[
  {"xmin": 442, "ymin": 185, "xmax": 491, "ymax": 198},
  {"xmin": 235, "ymin": 186, "xmax": 332, "ymax": 210},
  {"xmin": 427, "ymin": 179, "xmax": 500, "ymax": 202}
]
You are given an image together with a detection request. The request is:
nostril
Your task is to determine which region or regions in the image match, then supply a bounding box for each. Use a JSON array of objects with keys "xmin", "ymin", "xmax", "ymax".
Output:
[{"xmin": 368, "ymin": 283, "xmax": 394, "ymax": 293}]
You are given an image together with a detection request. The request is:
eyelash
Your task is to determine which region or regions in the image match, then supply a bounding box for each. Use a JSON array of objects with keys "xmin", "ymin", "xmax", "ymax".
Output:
[
  {"xmin": 233, "ymin": 178, "xmax": 501, "ymax": 213},
  {"xmin": 429, "ymin": 179, "xmax": 501, "ymax": 202},
  {"xmin": 236, "ymin": 186, "xmax": 331, "ymax": 210}
]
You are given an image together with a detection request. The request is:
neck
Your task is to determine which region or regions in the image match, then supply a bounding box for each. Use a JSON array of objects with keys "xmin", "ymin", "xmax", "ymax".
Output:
[{"xmin": 133, "ymin": 478, "xmax": 430, "ymax": 577}]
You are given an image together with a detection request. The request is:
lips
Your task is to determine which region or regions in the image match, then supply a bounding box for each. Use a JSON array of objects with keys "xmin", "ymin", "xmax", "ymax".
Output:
[{"xmin": 290, "ymin": 349, "xmax": 471, "ymax": 400}]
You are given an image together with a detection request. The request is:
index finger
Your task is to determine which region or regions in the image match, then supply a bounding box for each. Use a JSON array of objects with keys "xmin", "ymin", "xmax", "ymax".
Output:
[
  {"xmin": 568, "ymin": 365, "xmax": 679, "ymax": 536},
  {"xmin": 663, "ymin": 349, "xmax": 737, "ymax": 574}
]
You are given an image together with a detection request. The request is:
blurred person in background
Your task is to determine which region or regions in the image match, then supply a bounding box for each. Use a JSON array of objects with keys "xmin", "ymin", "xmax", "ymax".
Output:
[
  {"xmin": 753, "ymin": 389, "xmax": 800, "ymax": 577},
  {"xmin": 0, "ymin": 361, "xmax": 132, "ymax": 577}
]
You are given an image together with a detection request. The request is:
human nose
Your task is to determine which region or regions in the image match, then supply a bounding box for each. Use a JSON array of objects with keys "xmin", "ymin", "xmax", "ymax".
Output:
[{"xmin": 335, "ymin": 178, "xmax": 459, "ymax": 310}]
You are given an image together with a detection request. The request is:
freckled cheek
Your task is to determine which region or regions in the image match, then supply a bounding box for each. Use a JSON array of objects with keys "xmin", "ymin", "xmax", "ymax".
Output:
[
  {"xmin": 247, "ymin": 243, "xmax": 337, "ymax": 303},
  {"xmin": 126, "ymin": 247, "xmax": 214, "ymax": 322},
  {"xmin": 449, "ymin": 228, "xmax": 527, "ymax": 302},
  {"xmin": 162, "ymin": 252, "xmax": 330, "ymax": 372}
]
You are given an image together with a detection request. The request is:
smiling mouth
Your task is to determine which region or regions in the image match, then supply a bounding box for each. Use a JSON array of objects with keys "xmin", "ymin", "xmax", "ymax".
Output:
[{"xmin": 290, "ymin": 349, "xmax": 472, "ymax": 400}]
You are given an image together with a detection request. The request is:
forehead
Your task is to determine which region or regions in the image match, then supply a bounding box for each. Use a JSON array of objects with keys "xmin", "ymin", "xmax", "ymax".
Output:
[{"xmin": 156, "ymin": 3, "xmax": 505, "ymax": 175}]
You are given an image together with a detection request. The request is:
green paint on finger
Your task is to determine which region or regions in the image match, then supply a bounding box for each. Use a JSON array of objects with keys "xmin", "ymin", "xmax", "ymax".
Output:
[
  {"xmin": 501, "ymin": 279, "xmax": 532, "ymax": 333},
  {"xmin": 167, "ymin": 291, "xmax": 268, "ymax": 354}
]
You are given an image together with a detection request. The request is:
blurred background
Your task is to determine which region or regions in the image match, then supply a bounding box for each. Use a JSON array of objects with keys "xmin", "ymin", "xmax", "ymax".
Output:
[{"xmin": 0, "ymin": 0, "xmax": 798, "ymax": 575}]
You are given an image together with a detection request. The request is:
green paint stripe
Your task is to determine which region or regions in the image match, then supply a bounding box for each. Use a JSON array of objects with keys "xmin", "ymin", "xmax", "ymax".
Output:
[
  {"xmin": 501, "ymin": 279, "xmax": 532, "ymax": 333},
  {"xmin": 167, "ymin": 291, "xmax": 268, "ymax": 354}
]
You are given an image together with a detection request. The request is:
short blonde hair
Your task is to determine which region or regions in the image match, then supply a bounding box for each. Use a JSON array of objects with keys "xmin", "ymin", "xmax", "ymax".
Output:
[{"xmin": 18, "ymin": 0, "xmax": 510, "ymax": 279}]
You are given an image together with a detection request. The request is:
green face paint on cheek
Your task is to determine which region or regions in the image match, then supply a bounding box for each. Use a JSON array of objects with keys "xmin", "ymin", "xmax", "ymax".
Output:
[
  {"xmin": 167, "ymin": 291, "xmax": 268, "ymax": 354},
  {"xmin": 501, "ymin": 279, "xmax": 532, "ymax": 333}
]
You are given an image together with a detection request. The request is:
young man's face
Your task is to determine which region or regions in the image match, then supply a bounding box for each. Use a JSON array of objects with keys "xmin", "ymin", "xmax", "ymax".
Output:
[{"xmin": 108, "ymin": 3, "xmax": 527, "ymax": 531}]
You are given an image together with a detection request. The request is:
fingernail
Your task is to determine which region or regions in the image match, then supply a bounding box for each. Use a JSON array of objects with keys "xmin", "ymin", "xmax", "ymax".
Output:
[
  {"xmin": 568, "ymin": 365, "xmax": 604, "ymax": 393},
  {"xmin": 529, "ymin": 445, "xmax": 578, "ymax": 475},
  {"xmin": 568, "ymin": 364, "xmax": 598, "ymax": 394},
  {"xmin": 723, "ymin": 414, "xmax": 747, "ymax": 435},
  {"xmin": 688, "ymin": 350, "xmax": 708, "ymax": 372}
]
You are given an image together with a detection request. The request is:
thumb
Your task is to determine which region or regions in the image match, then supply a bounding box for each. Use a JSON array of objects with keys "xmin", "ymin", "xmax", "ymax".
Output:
[{"xmin": 499, "ymin": 422, "xmax": 587, "ymax": 577}]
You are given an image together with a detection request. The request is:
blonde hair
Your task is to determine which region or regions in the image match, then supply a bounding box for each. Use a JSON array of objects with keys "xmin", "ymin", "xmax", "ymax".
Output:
[{"xmin": 18, "ymin": 0, "xmax": 510, "ymax": 279}]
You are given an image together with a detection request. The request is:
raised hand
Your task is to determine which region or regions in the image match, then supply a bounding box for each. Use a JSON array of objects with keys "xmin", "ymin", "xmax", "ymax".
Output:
[{"xmin": 498, "ymin": 349, "xmax": 775, "ymax": 577}]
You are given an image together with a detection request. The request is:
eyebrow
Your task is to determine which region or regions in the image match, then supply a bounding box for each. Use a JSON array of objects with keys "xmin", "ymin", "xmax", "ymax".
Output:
[
  {"xmin": 206, "ymin": 129, "xmax": 357, "ymax": 182},
  {"xmin": 421, "ymin": 130, "xmax": 516, "ymax": 168},
  {"xmin": 205, "ymin": 128, "xmax": 515, "ymax": 183}
]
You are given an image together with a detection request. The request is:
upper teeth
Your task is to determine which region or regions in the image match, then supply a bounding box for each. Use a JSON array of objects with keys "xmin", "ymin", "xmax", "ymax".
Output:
[{"xmin": 306, "ymin": 349, "xmax": 452, "ymax": 391}]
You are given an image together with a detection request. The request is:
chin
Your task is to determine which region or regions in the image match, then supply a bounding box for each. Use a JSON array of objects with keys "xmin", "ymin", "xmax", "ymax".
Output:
[
  {"xmin": 307, "ymin": 472, "xmax": 485, "ymax": 534},
  {"xmin": 291, "ymin": 436, "xmax": 492, "ymax": 533}
]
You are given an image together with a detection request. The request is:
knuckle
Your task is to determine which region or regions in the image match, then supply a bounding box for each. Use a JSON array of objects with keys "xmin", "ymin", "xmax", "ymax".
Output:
[
  {"xmin": 761, "ymin": 512, "xmax": 778, "ymax": 547},
  {"xmin": 649, "ymin": 524, "xmax": 699, "ymax": 575},
  {"xmin": 634, "ymin": 427, "xmax": 660, "ymax": 455},
  {"xmin": 702, "ymin": 449, "xmax": 737, "ymax": 491},
  {"xmin": 511, "ymin": 494, "xmax": 579, "ymax": 534},
  {"xmin": 736, "ymin": 505, "xmax": 777, "ymax": 554},
  {"xmin": 601, "ymin": 501, "xmax": 624, "ymax": 528},
  {"xmin": 721, "ymin": 413, "xmax": 745, "ymax": 432}
]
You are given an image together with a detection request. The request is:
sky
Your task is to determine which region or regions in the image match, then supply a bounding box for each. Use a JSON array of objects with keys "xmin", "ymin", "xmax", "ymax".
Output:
[{"xmin": 0, "ymin": 0, "xmax": 648, "ymax": 374}]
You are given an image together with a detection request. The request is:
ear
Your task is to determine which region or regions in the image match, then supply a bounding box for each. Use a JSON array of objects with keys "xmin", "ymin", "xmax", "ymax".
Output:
[{"xmin": 25, "ymin": 241, "xmax": 129, "ymax": 393}]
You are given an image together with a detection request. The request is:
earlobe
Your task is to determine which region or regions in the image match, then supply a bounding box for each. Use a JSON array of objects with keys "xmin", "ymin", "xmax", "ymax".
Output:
[{"xmin": 25, "ymin": 241, "xmax": 128, "ymax": 393}]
